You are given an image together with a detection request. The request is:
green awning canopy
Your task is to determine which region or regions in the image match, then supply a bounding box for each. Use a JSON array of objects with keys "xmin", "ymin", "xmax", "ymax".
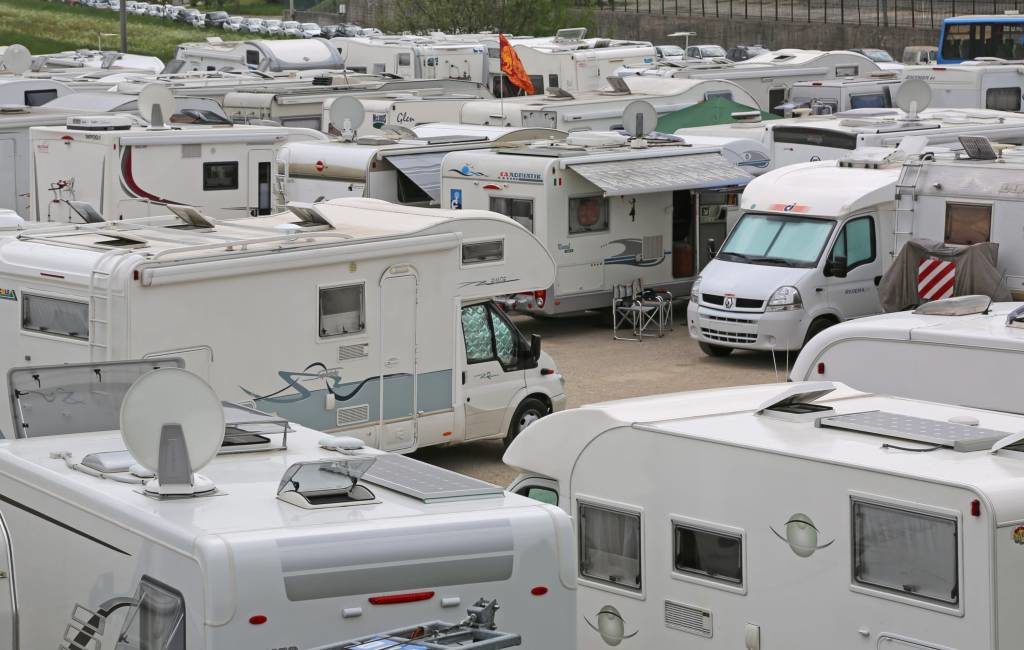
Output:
[{"xmin": 655, "ymin": 96, "xmax": 780, "ymax": 132}]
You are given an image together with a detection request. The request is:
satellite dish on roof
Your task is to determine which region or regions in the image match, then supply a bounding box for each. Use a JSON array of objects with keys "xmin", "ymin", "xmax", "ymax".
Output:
[
  {"xmin": 120, "ymin": 368, "xmax": 224, "ymax": 496},
  {"xmin": 327, "ymin": 96, "xmax": 365, "ymax": 141},
  {"xmin": 621, "ymin": 100, "xmax": 658, "ymax": 138},
  {"xmin": 895, "ymin": 79, "xmax": 931, "ymax": 120},
  {"xmin": 137, "ymin": 83, "xmax": 176, "ymax": 129},
  {"xmin": 0, "ymin": 45, "xmax": 32, "ymax": 75}
]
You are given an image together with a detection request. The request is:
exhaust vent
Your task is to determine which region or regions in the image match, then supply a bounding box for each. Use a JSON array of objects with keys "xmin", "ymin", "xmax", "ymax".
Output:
[
  {"xmin": 664, "ymin": 600, "xmax": 712, "ymax": 638},
  {"xmin": 337, "ymin": 404, "xmax": 370, "ymax": 427},
  {"xmin": 641, "ymin": 234, "xmax": 663, "ymax": 262},
  {"xmin": 338, "ymin": 343, "xmax": 369, "ymax": 361},
  {"xmin": 181, "ymin": 143, "xmax": 201, "ymax": 158}
]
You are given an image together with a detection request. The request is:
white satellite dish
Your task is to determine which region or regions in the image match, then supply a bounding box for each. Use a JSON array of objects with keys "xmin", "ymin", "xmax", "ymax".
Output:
[
  {"xmin": 137, "ymin": 83, "xmax": 176, "ymax": 129},
  {"xmin": 327, "ymin": 96, "xmax": 365, "ymax": 140},
  {"xmin": 895, "ymin": 79, "xmax": 931, "ymax": 120},
  {"xmin": 621, "ymin": 100, "xmax": 658, "ymax": 138},
  {"xmin": 119, "ymin": 368, "xmax": 225, "ymax": 496},
  {"xmin": 0, "ymin": 45, "xmax": 32, "ymax": 75}
]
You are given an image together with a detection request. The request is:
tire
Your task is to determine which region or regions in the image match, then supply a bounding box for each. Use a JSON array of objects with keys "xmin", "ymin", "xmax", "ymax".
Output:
[
  {"xmin": 699, "ymin": 342, "xmax": 734, "ymax": 357},
  {"xmin": 505, "ymin": 397, "xmax": 549, "ymax": 448},
  {"xmin": 803, "ymin": 317, "xmax": 837, "ymax": 346}
]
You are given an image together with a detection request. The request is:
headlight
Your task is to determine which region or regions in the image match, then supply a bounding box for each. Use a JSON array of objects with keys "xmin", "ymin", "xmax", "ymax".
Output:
[
  {"xmin": 766, "ymin": 286, "xmax": 802, "ymax": 311},
  {"xmin": 690, "ymin": 277, "xmax": 701, "ymax": 303}
]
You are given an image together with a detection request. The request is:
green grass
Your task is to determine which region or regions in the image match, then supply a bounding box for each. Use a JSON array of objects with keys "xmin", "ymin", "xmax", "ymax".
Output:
[{"xmin": 0, "ymin": 0, "xmax": 285, "ymax": 62}]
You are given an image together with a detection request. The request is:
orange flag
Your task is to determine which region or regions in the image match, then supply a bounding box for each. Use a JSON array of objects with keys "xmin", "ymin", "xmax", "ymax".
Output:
[{"xmin": 499, "ymin": 33, "xmax": 535, "ymax": 95}]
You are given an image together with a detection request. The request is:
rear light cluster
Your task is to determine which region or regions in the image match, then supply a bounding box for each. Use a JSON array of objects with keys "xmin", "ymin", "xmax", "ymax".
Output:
[{"xmin": 533, "ymin": 290, "xmax": 546, "ymax": 308}]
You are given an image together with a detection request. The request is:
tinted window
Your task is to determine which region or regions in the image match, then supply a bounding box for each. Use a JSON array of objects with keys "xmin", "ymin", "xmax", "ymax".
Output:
[
  {"xmin": 519, "ymin": 485, "xmax": 558, "ymax": 505},
  {"xmin": 24, "ymin": 89, "xmax": 58, "ymax": 106},
  {"xmin": 986, "ymin": 86, "xmax": 1021, "ymax": 111},
  {"xmin": 202, "ymin": 162, "xmax": 238, "ymax": 191},
  {"xmin": 831, "ymin": 216, "xmax": 876, "ymax": 269},
  {"xmin": 579, "ymin": 502, "xmax": 642, "ymax": 591},
  {"xmin": 674, "ymin": 523, "xmax": 743, "ymax": 585},
  {"xmin": 462, "ymin": 240, "xmax": 504, "ymax": 265},
  {"xmin": 245, "ymin": 50, "xmax": 259, "ymax": 66},
  {"xmin": 319, "ymin": 284, "xmax": 364, "ymax": 337},
  {"xmin": 398, "ymin": 53, "xmax": 411, "ymax": 66},
  {"xmin": 489, "ymin": 196, "xmax": 534, "ymax": 232},
  {"xmin": 773, "ymin": 127, "xmax": 858, "ymax": 150},
  {"xmin": 849, "ymin": 92, "xmax": 889, "ymax": 109},
  {"xmin": 22, "ymin": 294, "xmax": 89, "ymax": 340}
]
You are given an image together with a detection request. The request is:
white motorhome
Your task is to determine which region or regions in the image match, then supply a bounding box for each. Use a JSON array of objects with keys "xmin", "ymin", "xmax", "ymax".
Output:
[
  {"xmin": 43, "ymin": 91, "xmax": 229, "ymax": 122},
  {"xmin": 504, "ymin": 380, "xmax": 1024, "ymax": 650},
  {"xmin": 278, "ymin": 124, "xmax": 565, "ymax": 206},
  {"xmin": 31, "ymin": 49, "xmax": 165, "ymax": 74},
  {"xmin": 330, "ymin": 35, "xmax": 489, "ymax": 83},
  {"xmin": 785, "ymin": 74, "xmax": 903, "ymax": 114},
  {"xmin": 622, "ymin": 49, "xmax": 882, "ymax": 112},
  {"xmin": 686, "ymin": 143, "xmax": 1024, "ymax": 355},
  {"xmin": 29, "ymin": 116, "xmax": 326, "ymax": 221},
  {"xmin": 0, "ymin": 198, "xmax": 566, "ymax": 449},
  {"xmin": 441, "ymin": 133, "xmax": 768, "ymax": 315},
  {"xmin": 0, "ymin": 361, "xmax": 575, "ymax": 650},
  {"xmin": 461, "ymin": 76, "xmax": 761, "ymax": 131},
  {"xmin": 902, "ymin": 61, "xmax": 1024, "ymax": 111},
  {"xmin": 791, "ymin": 297, "xmax": 1024, "ymax": 415},
  {"xmin": 168, "ymin": 38, "xmax": 347, "ymax": 73},
  {"xmin": 0, "ymin": 77, "xmax": 72, "ymax": 106}
]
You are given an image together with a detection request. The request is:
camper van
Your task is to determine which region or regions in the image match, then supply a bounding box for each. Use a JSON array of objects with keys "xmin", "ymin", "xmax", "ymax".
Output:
[
  {"xmin": 278, "ymin": 124, "xmax": 565, "ymax": 206},
  {"xmin": 504, "ymin": 380, "xmax": 1024, "ymax": 649},
  {"xmin": 791, "ymin": 297, "xmax": 1024, "ymax": 415},
  {"xmin": 330, "ymin": 35, "xmax": 489, "ymax": 83},
  {"xmin": 785, "ymin": 75, "xmax": 903, "ymax": 114},
  {"xmin": 0, "ymin": 198, "xmax": 565, "ymax": 449},
  {"xmin": 902, "ymin": 62, "xmax": 1024, "ymax": 111},
  {"xmin": 441, "ymin": 133, "xmax": 768, "ymax": 315},
  {"xmin": 686, "ymin": 142, "xmax": 1024, "ymax": 355},
  {"xmin": 0, "ymin": 361, "xmax": 575, "ymax": 650},
  {"xmin": 460, "ymin": 76, "xmax": 761, "ymax": 131},
  {"xmin": 168, "ymin": 38, "xmax": 347, "ymax": 73},
  {"xmin": 622, "ymin": 49, "xmax": 883, "ymax": 114},
  {"xmin": 29, "ymin": 116, "xmax": 326, "ymax": 221}
]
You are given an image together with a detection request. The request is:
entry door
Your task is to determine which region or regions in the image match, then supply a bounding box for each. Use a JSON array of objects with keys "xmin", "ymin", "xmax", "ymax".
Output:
[
  {"xmin": 379, "ymin": 270, "xmax": 418, "ymax": 451},
  {"xmin": 0, "ymin": 511, "xmax": 15, "ymax": 650},
  {"xmin": 826, "ymin": 216, "xmax": 884, "ymax": 318},
  {"xmin": 461, "ymin": 302, "xmax": 525, "ymax": 440},
  {"xmin": 247, "ymin": 150, "xmax": 273, "ymax": 216},
  {"xmin": 0, "ymin": 139, "xmax": 17, "ymax": 213}
]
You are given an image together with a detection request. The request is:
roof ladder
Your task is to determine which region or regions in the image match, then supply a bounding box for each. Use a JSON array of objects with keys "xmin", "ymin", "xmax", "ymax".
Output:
[
  {"xmin": 892, "ymin": 159, "xmax": 923, "ymax": 256},
  {"xmin": 87, "ymin": 251, "xmax": 131, "ymax": 362}
]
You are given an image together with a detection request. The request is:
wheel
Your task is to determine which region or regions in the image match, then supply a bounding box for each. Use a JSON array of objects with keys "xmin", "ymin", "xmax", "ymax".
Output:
[
  {"xmin": 505, "ymin": 397, "xmax": 549, "ymax": 448},
  {"xmin": 803, "ymin": 317, "xmax": 837, "ymax": 346},
  {"xmin": 699, "ymin": 342, "xmax": 733, "ymax": 357}
]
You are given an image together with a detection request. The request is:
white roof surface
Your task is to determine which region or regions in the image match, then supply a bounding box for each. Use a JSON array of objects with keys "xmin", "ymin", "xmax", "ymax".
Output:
[
  {"xmin": 740, "ymin": 159, "xmax": 899, "ymax": 216},
  {"xmin": 504, "ymin": 381, "xmax": 1024, "ymax": 523}
]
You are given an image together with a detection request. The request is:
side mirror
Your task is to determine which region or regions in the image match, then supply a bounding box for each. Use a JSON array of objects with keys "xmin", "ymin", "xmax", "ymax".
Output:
[
  {"xmin": 530, "ymin": 334, "xmax": 542, "ymax": 362},
  {"xmin": 706, "ymin": 238, "xmax": 717, "ymax": 259},
  {"xmin": 826, "ymin": 255, "xmax": 848, "ymax": 278}
]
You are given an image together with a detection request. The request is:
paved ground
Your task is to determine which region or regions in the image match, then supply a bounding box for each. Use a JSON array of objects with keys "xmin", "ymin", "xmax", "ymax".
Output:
[{"xmin": 414, "ymin": 311, "xmax": 783, "ymax": 485}]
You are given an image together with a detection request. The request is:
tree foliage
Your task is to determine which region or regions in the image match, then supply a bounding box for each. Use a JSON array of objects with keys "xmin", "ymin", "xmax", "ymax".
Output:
[{"xmin": 380, "ymin": 0, "xmax": 594, "ymax": 36}]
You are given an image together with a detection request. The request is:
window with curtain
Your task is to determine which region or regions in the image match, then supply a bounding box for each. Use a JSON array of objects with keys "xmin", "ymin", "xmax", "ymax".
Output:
[
  {"xmin": 673, "ymin": 523, "xmax": 743, "ymax": 585},
  {"xmin": 852, "ymin": 499, "xmax": 959, "ymax": 605},
  {"xmin": 22, "ymin": 294, "xmax": 89, "ymax": 340},
  {"xmin": 579, "ymin": 502, "xmax": 642, "ymax": 591}
]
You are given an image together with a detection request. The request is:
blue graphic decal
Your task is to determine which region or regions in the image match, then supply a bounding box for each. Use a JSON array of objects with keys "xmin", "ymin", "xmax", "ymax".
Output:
[
  {"xmin": 449, "ymin": 164, "xmax": 485, "ymax": 177},
  {"xmin": 601, "ymin": 239, "xmax": 669, "ymax": 267}
]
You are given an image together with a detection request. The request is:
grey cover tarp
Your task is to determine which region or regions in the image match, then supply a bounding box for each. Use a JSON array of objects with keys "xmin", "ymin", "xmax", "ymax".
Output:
[{"xmin": 879, "ymin": 238, "xmax": 1012, "ymax": 312}]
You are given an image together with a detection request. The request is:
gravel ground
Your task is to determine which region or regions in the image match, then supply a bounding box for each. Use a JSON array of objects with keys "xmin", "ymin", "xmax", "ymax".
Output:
[{"xmin": 414, "ymin": 310, "xmax": 783, "ymax": 485}]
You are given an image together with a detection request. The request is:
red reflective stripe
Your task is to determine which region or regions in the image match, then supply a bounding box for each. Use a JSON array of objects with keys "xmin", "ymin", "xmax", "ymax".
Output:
[
  {"xmin": 369, "ymin": 591, "xmax": 435, "ymax": 605},
  {"xmin": 917, "ymin": 258, "xmax": 941, "ymax": 282}
]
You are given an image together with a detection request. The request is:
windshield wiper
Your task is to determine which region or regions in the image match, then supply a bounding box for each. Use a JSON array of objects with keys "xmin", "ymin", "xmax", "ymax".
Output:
[
  {"xmin": 750, "ymin": 256, "xmax": 796, "ymax": 267},
  {"xmin": 717, "ymin": 251, "xmax": 751, "ymax": 262}
]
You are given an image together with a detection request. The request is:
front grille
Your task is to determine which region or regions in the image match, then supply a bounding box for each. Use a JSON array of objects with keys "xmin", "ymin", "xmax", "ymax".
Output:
[
  {"xmin": 701, "ymin": 327, "xmax": 757, "ymax": 344},
  {"xmin": 704, "ymin": 313, "xmax": 755, "ymax": 325},
  {"xmin": 701, "ymin": 293, "xmax": 763, "ymax": 309}
]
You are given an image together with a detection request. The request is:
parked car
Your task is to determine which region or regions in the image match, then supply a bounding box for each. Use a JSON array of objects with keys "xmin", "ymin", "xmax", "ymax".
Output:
[
  {"xmin": 655, "ymin": 44, "xmax": 686, "ymax": 62},
  {"xmin": 685, "ymin": 44, "xmax": 728, "ymax": 60},
  {"xmin": 178, "ymin": 8, "xmax": 201, "ymax": 24},
  {"xmin": 903, "ymin": 45, "xmax": 938, "ymax": 65},
  {"xmin": 281, "ymin": 20, "xmax": 302, "ymax": 37},
  {"xmin": 320, "ymin": 23, "xmax": 342, "ymax": 38},
  {"xmin": 223, "ymin": 15, "xmax": 244, "ymax": 31},
  {"xmin": 205, "ymin": 10, "xmax": 230, "ymax": 27},
  {"xmin": 299, "ymin": 22, "xmax": 322, "ymax": 38},
  {"xmin": 107, "ymin": 0, "xmax": 121, "ymax": 11},
  {"xmin": 191, "ymin": 12, "xmax": 206, "ymax": 27},
  {"xmin": 163, "ymin": 4, "xmax": 182, "ymax": 19},
  {"xmin": 850, "ymin": 48, "xmax": 894, "ymax": 63},
  {"xmin": 131, "ymin": 2, "xmax": 150, "ymax": 14},
  {"xmin": 147, "ymin": 3, "xmax": 163, "ymax": 16},
  {"xmin": 262, "ymin": 18, "xmax": 282, "ymax": 35},
  {"xmin": 726, "ymin": 44, "xmax": 769, "ymax": 61},
  {"xmin": 245, "ymin": 17, "xmax": 265, "ymax": 33}
]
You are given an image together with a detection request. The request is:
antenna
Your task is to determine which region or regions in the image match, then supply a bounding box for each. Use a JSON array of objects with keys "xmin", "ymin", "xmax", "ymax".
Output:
[
  {"xmin": 0, "ymin": 44, "xmax": 32, "ymax": 75},
  {"xmin": 119, "ymin": 368, "xmax": 225, "ymax": 496},
  {"xmin": 137, "ymin": 83, "xmax": 176, "ymax": 129},
  {"xmin": 895, "ymin": 79, "xmax": 931, "ymax": 121},
  {"xmin": 621, "ymin": 100, "xmax": 658, "ymax": 139},
  {"xmin": 326, "ymin": 96, "xmax": 365, "ymax": 141}
]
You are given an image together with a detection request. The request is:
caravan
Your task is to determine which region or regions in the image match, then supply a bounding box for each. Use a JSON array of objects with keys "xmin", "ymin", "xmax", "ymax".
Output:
[
  {"xmin": 0, "ymin": 198, "xmax": 565, "ymax": 450},
  {"xmin": 167, "ymin": 38, "xmax": 347, "ymax": 73},
  {"xmin": 441, "ymin": 130, "xmax": 768, "ymax": 315},
  {"xmin": 902, "ymin": 61, "xmax": 1024, "ymax": 111},
  {"xmin": 784, "ymin": 74, "xmax": 903, "ymax": 114},
  {"xmin": 0, "ymin": 361, "xmax": 575, "ymax": 650},
  {"xmin": 29, "ymin": 115, "xmax": 325, "ymax": 221},
  {"xmin": 504, "ymin": 380, "xmax": 1024, "ymax": 649},
  {"xmin": 330, "ymin": 35, "xmax": 489, "ymax": 83}
]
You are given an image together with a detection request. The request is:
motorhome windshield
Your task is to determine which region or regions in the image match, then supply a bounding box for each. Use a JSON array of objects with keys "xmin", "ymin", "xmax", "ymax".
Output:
[{"xmin": 718, "ymin": 212, "xmax": 835, "ymax": 267}]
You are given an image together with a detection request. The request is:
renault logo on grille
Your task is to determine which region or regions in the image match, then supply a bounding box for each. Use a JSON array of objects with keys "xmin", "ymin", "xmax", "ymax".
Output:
[{"xmin": 724, "ymin": 293, "xmax": 736, "ymax": 310}]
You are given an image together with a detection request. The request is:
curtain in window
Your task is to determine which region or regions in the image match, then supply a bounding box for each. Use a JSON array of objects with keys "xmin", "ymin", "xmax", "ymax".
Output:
[
  {"xmin": 22, "ymin": 295, "xmax": 88, "ymax": 339},
  {"xmin": 580, "ymin": 504, "xmax": 641, "ymax": 590}
]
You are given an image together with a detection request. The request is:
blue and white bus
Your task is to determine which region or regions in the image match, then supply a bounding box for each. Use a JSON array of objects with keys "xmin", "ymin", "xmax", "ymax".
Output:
[{"xmin": 939, "ymin": 13, "xmax": 1024, "ymax": 63}]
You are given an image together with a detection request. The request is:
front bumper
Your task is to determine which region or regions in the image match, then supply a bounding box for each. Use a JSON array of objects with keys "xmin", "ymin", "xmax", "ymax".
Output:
[
  {"xmin": 551, "ymin": 392, "xmax": 568, "ymax": 413},
  {"xmin": 686, "ymin": 302, "xmax": 808, "ymax": 351}
]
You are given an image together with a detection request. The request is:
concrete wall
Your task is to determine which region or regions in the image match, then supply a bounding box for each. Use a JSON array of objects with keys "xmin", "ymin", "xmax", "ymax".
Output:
[{"xmin": 589, "ymin": 9, "xmax": 937, "ymax": 57}]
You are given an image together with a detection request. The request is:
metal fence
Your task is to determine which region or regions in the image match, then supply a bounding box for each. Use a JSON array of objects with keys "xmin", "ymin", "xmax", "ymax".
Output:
[{"xmin": 596, "ymin": 0, "xmax": 1023, "ymax": 28}]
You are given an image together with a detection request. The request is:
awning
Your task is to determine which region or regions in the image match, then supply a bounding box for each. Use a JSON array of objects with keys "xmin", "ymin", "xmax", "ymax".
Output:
[
  {"xmin": 567, "ymin": 152, "xmax": 752, "ymax": 196},
  {"xmin": 384, "ymin": 151, "xmax": 449, "ymax": 203}
]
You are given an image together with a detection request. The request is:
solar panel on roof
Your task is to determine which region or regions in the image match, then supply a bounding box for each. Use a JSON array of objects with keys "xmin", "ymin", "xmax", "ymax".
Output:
[
  {"xmin": 817, "ymin": 410, "xmax": 1009, "ymax": 452},
  {"xmin": 360, "ymin": 453, "xmax": 504, "ymax": 502}
]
